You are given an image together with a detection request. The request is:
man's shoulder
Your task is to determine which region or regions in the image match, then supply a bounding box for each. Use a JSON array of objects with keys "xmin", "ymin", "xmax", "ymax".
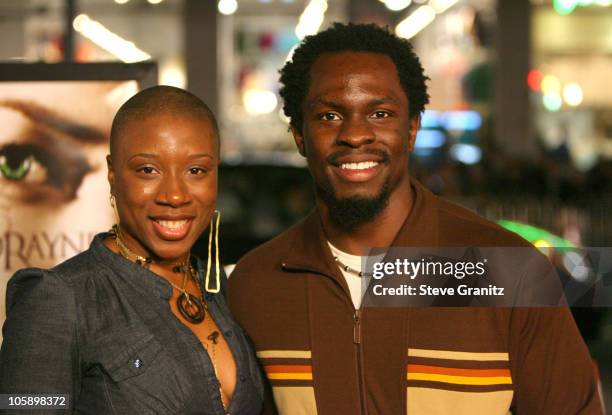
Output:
[{"xmin": 434, "ymin": 195, "xmax": 531, "ymax": 247}]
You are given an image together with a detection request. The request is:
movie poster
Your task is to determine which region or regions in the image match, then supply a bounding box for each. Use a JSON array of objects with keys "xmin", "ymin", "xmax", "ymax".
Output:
[{"xmin": 0, "ymin": 64, "xmax": 155, "ymax": 343}]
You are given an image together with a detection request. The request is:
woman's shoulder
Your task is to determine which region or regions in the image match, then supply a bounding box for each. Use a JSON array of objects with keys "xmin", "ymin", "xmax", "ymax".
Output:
[
  {"xmin": 4, "ymin": 236, "xmax": 112, "ymax": 337},
  {"xmin": 5, "ymin": 266, "xmax": 76, "ymax": 320},
  {"xmin": 50, "ymin": 246, "xmax": 99, "ymax": 283},
  {"xmin": 6, "ymin": 236, "xmax": 106, "ymax": 300}
]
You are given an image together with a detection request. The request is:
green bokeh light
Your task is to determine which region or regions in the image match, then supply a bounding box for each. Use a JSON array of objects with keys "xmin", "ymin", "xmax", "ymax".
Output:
[
  {"xmin": 497, "ymin": 219, "xmax": 576, "ymax": 251},
  {"xmin": 552, "ymin": 0, "xmax": 602, "ymax": 15}
]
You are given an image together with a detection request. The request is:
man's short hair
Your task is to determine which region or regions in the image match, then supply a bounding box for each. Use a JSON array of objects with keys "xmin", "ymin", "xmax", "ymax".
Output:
[
  {"xmin": 279, "ymin": 22, "xmax": 430, "ymax": 133},
  {"xmin": 110, "ymin": 85, "xmax": 219, "ymax": 158}
]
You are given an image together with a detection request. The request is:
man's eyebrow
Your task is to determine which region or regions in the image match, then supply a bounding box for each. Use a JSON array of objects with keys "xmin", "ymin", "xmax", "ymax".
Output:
[
  {"xmin": 369, "ymin": 96, "xmax": 399, "ymax": 106},
  {"xmin": 188, "ymin": 153, "xmax": 215, "ymax": 160},
  {"xmin": 0, "ymin": 99, "xmax": 107, "ymax": 144},
  {"xmin": 307, "ymin": 99, "xmax": 344, "ymax": 111},
  {"xmin": 307, "ymin": 96, "xmax": 400, "ymax": 110}
]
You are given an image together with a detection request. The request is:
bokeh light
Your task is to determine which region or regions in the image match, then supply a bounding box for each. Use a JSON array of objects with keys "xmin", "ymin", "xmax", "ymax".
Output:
[{"xmin": 563, "ymin": 82, "xmax": 583, "ymax": 107}]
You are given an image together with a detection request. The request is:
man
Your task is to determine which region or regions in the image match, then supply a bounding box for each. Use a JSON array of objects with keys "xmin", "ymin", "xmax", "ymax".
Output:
[{"xmin": 227, "ymin": 23, "xmax": 602, "ymax": 414}]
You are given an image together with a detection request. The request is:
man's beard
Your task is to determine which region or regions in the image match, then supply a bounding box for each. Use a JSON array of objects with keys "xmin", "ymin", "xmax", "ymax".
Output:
[{"xmin": 317, "ymin": 180, "xmax": 391, "ymax": 231}]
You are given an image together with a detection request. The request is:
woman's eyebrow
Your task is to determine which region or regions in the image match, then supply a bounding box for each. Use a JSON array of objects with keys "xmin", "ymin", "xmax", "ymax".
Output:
[
  {"xmin": 0, "ymin": 99, "xmax": 107, "ymax": 144},
  {"xmin": 128, "ymin": 153, "xmax": 157, "ymax": 161}
]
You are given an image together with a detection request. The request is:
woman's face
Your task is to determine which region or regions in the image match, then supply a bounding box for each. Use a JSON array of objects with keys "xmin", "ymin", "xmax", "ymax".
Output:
[{"xmin": 108, "ymin": 111, "xmax": 218, "ymax": 262}]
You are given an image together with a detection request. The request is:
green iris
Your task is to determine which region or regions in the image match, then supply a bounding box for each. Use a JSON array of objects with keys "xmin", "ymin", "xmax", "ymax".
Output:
[{"xmin": 0, "ymin": 155, "xmax": 33, "ymax": 181}]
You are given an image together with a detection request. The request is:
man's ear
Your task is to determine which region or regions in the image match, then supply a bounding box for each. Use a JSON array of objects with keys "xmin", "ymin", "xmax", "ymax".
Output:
[
  {"xmin": 106, "ymin": 155, "xmax": 115, "ymax": 195},
  {"xmin": 407, "ymin": 115, "xmax": 421, "ymax": 152},
  {"xmin": 290, "ymin": 125, "xmax": 306, "ymax": 157}
]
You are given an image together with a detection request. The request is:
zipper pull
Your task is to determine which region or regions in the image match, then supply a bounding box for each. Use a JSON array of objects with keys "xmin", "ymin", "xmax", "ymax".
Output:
[{"xmin": 353, "ymin": 310, "xmax": 362, "ymax": 344}]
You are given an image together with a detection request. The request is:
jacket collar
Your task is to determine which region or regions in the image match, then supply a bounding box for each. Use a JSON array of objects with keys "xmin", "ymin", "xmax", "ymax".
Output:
[
  {"xmin": 90, "ymin": 232, "xmax": 173, "ymax": 299},
  {"xmin": 90, "ymin": 233, "xmax": 220, "ymax": 300},
  {"xmin": 281, "ymin": 176, "xmax": 439, "ymax": 279}
]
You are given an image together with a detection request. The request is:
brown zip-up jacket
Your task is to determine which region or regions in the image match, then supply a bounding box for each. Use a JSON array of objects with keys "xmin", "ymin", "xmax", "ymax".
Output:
[{"xmin": 227, "ymin": 178, "xmax": 602, "ymax": 415}]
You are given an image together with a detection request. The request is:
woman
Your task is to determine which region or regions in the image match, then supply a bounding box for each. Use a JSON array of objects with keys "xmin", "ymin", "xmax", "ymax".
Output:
[{"xmin": 0, "ymin": 86, "xmax": 264, "ymax": 414}]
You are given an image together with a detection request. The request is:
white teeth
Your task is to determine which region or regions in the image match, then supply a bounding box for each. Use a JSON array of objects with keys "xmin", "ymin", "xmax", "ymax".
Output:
[
  {"xmin": 156, "ymin": 220, "xmax": 188, "ymax": 230},
  {"xmin": 340, "ymin": 161, "xmax": 379, "ymax": 170}
]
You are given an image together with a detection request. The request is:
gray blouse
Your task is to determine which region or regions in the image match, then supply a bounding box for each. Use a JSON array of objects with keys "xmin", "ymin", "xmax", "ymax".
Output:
[{"xmin": 0, "ymin": 233, "xmax": 264, "ymax": 414}]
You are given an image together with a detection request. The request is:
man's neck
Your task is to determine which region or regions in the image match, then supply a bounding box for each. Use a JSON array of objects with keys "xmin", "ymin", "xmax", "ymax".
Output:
[{"xmin": 319, "ymin": 179, "xmax": 414, "ymax": 256}]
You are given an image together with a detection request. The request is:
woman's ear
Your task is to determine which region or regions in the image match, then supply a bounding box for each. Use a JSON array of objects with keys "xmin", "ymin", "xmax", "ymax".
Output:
[{"xmin": 106, "ymin": 155, "xmax": 115, "ymax": 195}]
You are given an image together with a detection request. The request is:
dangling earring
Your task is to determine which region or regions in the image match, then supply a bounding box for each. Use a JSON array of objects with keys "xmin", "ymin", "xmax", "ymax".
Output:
[
  {"xmin": 110, "ymin": 193, "xmax": 120, "ymax": 222},
  {"xmin": 205, "ymin": 210, "xmax": 221, "ymax": 293}
]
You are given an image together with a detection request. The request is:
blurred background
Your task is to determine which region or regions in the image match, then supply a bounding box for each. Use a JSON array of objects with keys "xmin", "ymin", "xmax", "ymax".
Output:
[{"xmin": 0, "ymin": 0, "xmax": 610, "ymax": 406}]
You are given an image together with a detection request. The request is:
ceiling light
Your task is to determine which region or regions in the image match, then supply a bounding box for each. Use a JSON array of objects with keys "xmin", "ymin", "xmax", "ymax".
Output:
[
  {"xmin": 218, "ymin": 0, "xmax": 238, "ymax": 15},
  {"xmin": 430, "ymin": 0, "xmax": 459, "ymax": 13},
  {"xmin": 72, "ymin": 14, "xmax": 151, "ymax": 63},
  {"xmin": 395, "ymin": 5, "xmax": 435, "ymax": 39},
  {"xmin": 383, "ymin": 0, "xmax": 411, "ymax": 11},
  {"xmin": 295, "ymin": 0, "xmax": 328, "ymax": 40}
]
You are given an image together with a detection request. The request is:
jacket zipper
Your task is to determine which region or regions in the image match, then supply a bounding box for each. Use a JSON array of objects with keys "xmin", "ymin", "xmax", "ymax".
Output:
[
  {"xmin": 354, "ymin": 309, "xmax": 368, "ymax": 415},
  {"xmin": 283, "ymin": 262, "xmax": 368, "ymax": 414}
]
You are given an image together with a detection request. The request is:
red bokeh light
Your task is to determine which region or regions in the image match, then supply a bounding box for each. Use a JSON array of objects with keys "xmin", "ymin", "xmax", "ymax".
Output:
[{"xmin": 528, "ymin": 69, "xmax": 542, "ymax": 92}]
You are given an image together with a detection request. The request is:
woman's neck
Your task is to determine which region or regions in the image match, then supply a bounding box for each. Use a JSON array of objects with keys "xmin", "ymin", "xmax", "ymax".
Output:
[{"xmin": 105, "ymin": 225, "xmax": 190, "ymax": 278}]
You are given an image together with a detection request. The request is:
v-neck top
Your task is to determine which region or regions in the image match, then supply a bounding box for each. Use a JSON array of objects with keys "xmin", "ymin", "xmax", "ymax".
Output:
[{"xmin": 0, "ymin": 233, "xmax": 264, "ymax": 415}]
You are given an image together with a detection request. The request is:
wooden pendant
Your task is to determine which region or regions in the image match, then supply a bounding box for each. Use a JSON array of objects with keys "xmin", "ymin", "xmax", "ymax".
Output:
[
  {"xmin": 177, "ymin": 292, "xmax": 206, "ymax": 324},
  {"xmin": 207, "ymin": 331, "xmax": 220, "ymax": 344}
]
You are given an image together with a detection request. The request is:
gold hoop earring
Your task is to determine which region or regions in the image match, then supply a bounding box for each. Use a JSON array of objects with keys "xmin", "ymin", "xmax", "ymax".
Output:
[{"xmin": 205, "ymin": 210, "xmax": 221, "ymax": 294}]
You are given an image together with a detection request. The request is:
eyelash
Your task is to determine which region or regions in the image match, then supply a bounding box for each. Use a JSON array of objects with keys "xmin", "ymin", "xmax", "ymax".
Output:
[
  {"xmin": 137, "ymin": 166, "xmax": 157, "ymax": 175},
  {"xmin": 188, "ymin": 167, "xmax": 208, "ymax": 175},
  {"xmin": 318, "ymin": 110, "xmax": 392, "ymax": 121},
  {"xmin": 371, "ymin": 110, "xmax": 391, "ymax": 118},
  {"xmin": 136, "ymin": 166, "xmax": 208, "ymax": 176},
  {"xmin": 319, "ymin": 112, "xmax": 341, "ymax": 121},
  {"xmin": 0, "ymin": 141, "xmax": 91, "ymax": 202}
]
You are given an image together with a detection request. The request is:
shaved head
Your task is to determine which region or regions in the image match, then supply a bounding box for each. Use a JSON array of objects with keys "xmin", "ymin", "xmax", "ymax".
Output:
[{"xmin": 109, "ymin": 85, "xmax": 219, "ymax": 159}]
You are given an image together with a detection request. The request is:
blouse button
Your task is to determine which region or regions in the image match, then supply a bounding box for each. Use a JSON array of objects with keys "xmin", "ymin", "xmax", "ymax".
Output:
[{"xmin": 225, "ymin": 330, "xmax": 233, "ymax": 337}]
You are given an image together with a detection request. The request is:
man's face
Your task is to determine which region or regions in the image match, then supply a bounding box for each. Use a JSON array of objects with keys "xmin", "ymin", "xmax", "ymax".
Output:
[
  {"xmin": 108, "ymin": 112, "xmax": 218, "ymax": 261},
  {"xmin": 292, "ymin": 52, "xmax": 420, "ymax": 225}
]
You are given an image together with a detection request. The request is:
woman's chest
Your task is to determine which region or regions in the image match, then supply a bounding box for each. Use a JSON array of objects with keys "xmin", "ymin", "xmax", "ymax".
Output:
[{"xmin": 75, "ymin": 291, "xmax": 231, "ymax": 413}]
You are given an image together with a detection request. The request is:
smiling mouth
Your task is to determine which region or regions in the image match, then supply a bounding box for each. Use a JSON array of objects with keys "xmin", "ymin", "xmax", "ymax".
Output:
[
  {"xmin": 154, "ymin": 219, "xmax": 190, "ymax": 230},
  {"xmin": 332, "ymin": 160, "xmax": 383, "ymax": 183},
  {"xmin": 151, "ymin": 218, "xmax": 194, "ymax": 241},
  {"xmin": 340, "ymin": 161, "xmax": 380, "ymax": 171}
]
